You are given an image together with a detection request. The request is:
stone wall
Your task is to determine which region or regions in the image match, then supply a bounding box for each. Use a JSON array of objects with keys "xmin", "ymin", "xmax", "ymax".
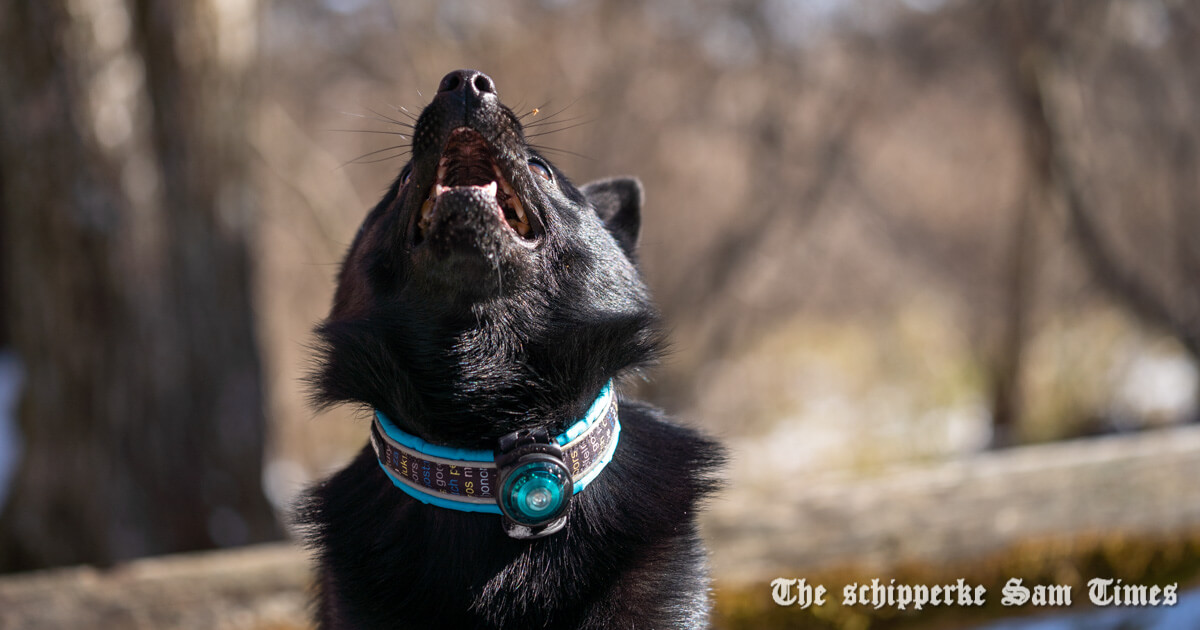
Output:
[
  {"xmin": 706, "ymin": 424, "xmax": 1200, "ymax": 583},
  {"xmin": 0, "ymin": 544, "xmax": 308, "ymax": 630}
]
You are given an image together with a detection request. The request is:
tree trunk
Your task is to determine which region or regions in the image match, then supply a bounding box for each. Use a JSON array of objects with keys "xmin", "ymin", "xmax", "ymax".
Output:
[
  {"xmin": 982, "ymin": 1, "xmax": 1049, "ymax": 448},
  {"xmin": 0, "ymin": 0, "xmax": 279, "ymax": 572}
]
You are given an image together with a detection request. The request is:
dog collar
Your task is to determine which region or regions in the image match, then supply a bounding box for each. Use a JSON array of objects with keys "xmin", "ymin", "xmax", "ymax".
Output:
[{"xmin": 370, "ymin": 381, "xmax": 620, "ymax": 536}]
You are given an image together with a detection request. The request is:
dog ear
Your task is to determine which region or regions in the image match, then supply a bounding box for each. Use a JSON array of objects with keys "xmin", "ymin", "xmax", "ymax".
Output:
[{"xmin": 582, "ymin": 177, "xmax": 642, "ymax": 258}]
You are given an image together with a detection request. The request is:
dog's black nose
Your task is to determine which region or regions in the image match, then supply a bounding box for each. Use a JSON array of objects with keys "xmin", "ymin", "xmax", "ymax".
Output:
[{"xmin": 438, "ymin": 69, "xmax": 497, "ymax": 97}]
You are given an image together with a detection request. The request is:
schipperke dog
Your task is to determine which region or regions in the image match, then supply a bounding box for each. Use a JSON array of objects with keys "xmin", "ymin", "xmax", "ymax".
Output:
[{"xmin": 301, "ymin": 69, "xmax": 723, "ymax": 629}]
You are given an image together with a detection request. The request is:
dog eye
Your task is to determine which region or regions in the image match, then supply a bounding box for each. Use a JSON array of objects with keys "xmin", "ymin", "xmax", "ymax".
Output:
[
  {"xmin": 400, "ymin": 168, "xmax": 412, "ymax": 187},
  {"xmin": 528, "ymin": 159, "xmax": 552, "ymax": 182}
]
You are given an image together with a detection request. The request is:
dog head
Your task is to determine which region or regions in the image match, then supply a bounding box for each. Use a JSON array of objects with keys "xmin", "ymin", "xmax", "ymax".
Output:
[{"xmin": 314, "ymin": 70, "xmax": 661, "ymax": 448}]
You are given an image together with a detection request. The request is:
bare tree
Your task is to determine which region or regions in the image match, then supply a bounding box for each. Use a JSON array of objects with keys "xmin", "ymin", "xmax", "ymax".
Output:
[
  {"xmin": 872, "ymin": 0, "xmax": 1199, "ymax": 443},
  {"xmin": 0, "ymin": 0, "xmax": 279, "ymax": 571},
  {"xmin": 1038, "ymin": 2, "xmax": 1200, "ymax": 363},
  {"xmin": 975, "ymin": 0, "xmax": 1200, "ymax": 441}
]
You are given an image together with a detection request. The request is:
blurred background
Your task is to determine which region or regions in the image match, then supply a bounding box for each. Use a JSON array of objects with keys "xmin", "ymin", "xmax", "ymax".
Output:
[{"xmin": 1, "ymin": 0, "xmax": 1199, "ymax": 627}]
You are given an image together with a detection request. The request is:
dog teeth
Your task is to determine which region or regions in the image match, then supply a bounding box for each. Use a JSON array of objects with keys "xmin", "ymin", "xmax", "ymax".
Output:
[
  {"xmin": 419, "ymin": 197, "xmax": 433, "ymax": 232},
  {"xmin": 423, "ymin": 160, "xmax": 533, "ymax": 240},
  {"xmin": 506, "ymin": 217, "xmax": 529, "ymax": 236}
]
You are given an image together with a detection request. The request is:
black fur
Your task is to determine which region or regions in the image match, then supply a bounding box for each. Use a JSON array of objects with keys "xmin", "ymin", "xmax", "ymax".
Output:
[{"xmin": 300, "ymin": 70, "xmax": 723, "ymax": 629}]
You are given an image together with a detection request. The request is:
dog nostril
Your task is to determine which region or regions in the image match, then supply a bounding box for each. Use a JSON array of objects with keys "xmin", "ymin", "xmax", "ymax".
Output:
[
  {"xmin": 472, "ymin": 74, "xmax": 496, "ymax": 94},
  {"xmin": 438, "ymin": 70, "xmax": 498, "ymax": 96},
  {"xmin": 438, "ymin": 72, "xmax": 462, "ymax": 94}
]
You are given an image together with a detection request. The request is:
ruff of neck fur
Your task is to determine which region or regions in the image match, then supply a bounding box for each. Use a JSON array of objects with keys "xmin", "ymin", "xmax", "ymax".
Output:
[{"xmin": 369, "ymin": 381, "xmax": 620, "ymax": 514}]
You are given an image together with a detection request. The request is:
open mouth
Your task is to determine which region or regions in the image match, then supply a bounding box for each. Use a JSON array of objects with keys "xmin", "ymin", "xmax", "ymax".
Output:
[{"xmin": 415, "ymin": 128, "xmax": 537, "ymax": 244}]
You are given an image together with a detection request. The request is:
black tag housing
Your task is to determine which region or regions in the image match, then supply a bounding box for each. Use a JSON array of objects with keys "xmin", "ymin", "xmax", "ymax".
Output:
[{"xmin": 495, "ymin": 428, "xmax": 572, "ymax": 539}]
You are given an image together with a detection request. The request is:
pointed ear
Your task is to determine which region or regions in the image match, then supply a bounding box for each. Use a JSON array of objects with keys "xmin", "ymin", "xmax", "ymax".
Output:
[{"xmin": 582, "ymin": 177, "xmax": 642, "ymax": 258}]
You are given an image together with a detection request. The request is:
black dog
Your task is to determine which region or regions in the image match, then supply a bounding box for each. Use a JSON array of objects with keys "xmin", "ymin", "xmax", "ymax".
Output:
[{"xmin": 301, "ymin": 69, "xmax": 723, "ymax": 629}]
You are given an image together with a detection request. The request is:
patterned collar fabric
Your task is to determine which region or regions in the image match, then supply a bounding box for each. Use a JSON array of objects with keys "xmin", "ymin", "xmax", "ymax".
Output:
[{"xmin": 370, "ymin": 382, "xmax": 620, "ymax": 514}]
